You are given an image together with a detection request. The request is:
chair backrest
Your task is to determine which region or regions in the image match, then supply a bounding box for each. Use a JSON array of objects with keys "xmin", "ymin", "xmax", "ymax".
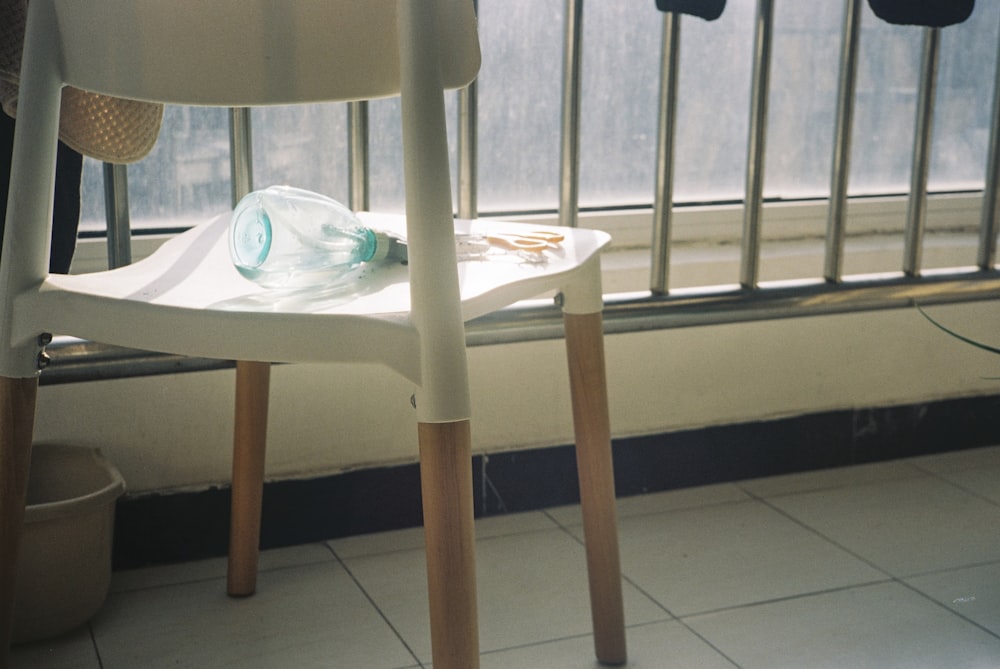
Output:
[
  {"xmin": 3, "ymin": 0, "xmax": 480, "ymax": 422},
  {"xmin": 51, "ymin": 0, "xmax": 481, "ymax": 105}
]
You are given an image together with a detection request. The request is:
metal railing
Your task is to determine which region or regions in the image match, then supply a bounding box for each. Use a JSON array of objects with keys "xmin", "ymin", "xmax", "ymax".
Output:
[{"xmin": 42, "ymin": 0, "xmax": 1000, "ymax": 384}]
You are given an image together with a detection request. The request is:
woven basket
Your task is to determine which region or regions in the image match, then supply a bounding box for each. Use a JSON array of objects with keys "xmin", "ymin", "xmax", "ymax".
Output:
[{"xmin": 1, "ymin": 0, "xmax": 163, "ymax": 163}]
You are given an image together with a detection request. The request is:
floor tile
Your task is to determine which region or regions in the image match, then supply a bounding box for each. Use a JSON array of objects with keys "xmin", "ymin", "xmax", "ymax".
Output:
[
  {"xmin": 611, "ymin": 499, "xmax": 886, "ymax": 616},
  {"xmin": 740, "ymin": 459, "xmax": 923, "ymax": 498},
  {"xmin": 929, "ymin": 464, "xmax": 1000, "ymax": 505},
  {"xmin": 769, "ymin": 474, "xmax": 1000, "ymax": 576},
  {"xmin": 329, "ymin": 510, "xmax": 558, "ymax": 559},
  {"xmin": 343, "ymin": 527, "xmax": 667, "ymax": 664},
  {"xmin": 910, "ymin": 445, "xmax": 1000, "ymax": 474},
  {"xmin": 110, "ymin": 542, "xmax": 335, "ymax": 593},
  {"xmin": 546, "ymin": 483, "xmax": 749, "ymax": 528},
  {"xmin": 907, "ymin": 561, "xmax": 1000, "ymax": 635},
  {"xmin": 687, "ymin": 582, "xmax": 1000, "ymax": 669},
  {"xmin": 9, "ymin": 627, "xmax": 100, "ymax": 669},
  {"xmin": 93, "ymin": 561, "xmax": 417, "ymax": 668},
  {"xmin": 479, "ymin": 621, "xmax": 736, "ymax": 669},
  {"xmin": 20, "ymin": 447, "xmax": 1000, "ymax": 668},
  {"xmin": 328, "ymin": 524, "xmax": 427, "ymax": 560}
]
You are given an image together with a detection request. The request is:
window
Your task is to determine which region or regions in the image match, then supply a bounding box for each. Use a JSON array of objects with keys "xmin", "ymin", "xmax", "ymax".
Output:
[{"xmin": 78, "ymin": 0, "xmax": 1000, "ymax": 266}]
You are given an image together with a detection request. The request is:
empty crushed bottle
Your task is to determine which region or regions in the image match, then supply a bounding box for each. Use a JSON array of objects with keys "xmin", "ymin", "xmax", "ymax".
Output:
[{"xmin": 229, "ymin": 185, "xmax": 393, "ymax": 289}]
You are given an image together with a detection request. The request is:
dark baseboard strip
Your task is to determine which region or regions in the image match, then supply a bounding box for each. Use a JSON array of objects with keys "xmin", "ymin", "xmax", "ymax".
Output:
[{"xmin": 112, "ymin": 394, "xmax": 1000, "ymax": 570}]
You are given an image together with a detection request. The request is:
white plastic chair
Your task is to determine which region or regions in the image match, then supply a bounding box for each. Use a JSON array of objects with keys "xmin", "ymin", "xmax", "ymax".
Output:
[{"xmin": 0, "ymin": 1, "xmax": 626, "ymax": 667}]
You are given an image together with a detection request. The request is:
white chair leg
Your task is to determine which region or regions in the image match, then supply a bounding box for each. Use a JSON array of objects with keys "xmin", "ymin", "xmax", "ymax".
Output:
[
  {"xmin": 418, "ymin": 419, "xmax": 479, "ymax": 669},
  {"xmin": 227, "ymin": 361, "xmax": 270, "ymax": 597},
  {"xmin": 0, "ymin": 376, "xmax": 38, "ymax": 667},
  {"xmin": 564, "ymin": 311, "xmax": 627, "ymax": 666}
]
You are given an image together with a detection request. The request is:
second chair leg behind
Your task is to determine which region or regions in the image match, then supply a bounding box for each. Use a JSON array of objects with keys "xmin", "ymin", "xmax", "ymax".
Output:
[
  {"xmin": 564, "ymin": 311, "xmax": 627, "ymax": 666},
  {"xmin": 228, "ymin": 360, "xmax": 271, "ymax": 597}
]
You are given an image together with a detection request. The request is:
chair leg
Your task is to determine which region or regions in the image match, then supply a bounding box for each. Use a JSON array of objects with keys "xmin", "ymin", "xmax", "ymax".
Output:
[
  {"xmin": 227, "ymin": 361, "xmax": 270, "ymax": 597},
  {"xmin": 418, "ymin": 420, "xmax": 479, "ymax": 669},
  {"xmin": 564, "ymin": 312, "xmax": 627, "ymax": 666},
  {"xmin": 0, "ymin": 376, "xmax": 38, "ymax": 667}
]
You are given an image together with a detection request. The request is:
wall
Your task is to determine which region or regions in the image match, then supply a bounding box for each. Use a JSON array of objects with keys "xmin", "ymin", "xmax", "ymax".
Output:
[{"xmin": 32, "ymin": 299, "xmax": 1000, "ymax": 495}]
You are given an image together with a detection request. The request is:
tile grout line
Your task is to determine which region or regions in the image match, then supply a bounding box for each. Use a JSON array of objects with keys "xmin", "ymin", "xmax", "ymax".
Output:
[
  {"xmin": 909, "ymin": 460, "xmax": 1000, "ymax": 510},
  {"xmin": 896, "ymin": 576, "xmax": 1000, "ymax": 644},
  {"xmin": 676, "ymin": 579, "xmax": 894, "ymax": 621},
  {"xmin": 541, "ymin": 508, "xmax": 679, "ymax": 621},
  {"xmin": 541, "ymin": 509, "xmax": 742, "ymax": 667},
  {"xmin": 89, "ymin": 623, "xmax": 105, "ymax": 669},
  {"xmin": 903, "ymin": 556, "xmax": 1000, "ymax": 581},
  {"xmin": 673, "ymin": 619, "xmax": 744, "ymax": 669},
  {"xmin": 741, "ymin": 485, "xmax": 897, "ymax": 580},
  {"xmin": 323, "ymin": 543, "xmax": 427, "ymax": 669},
  {"xmin": 476, "ymin": 631, "xmax": 604, "ymax": 663},
  {"xmin": 742, "ymin": 481, "xmax": 1000, "ymax": 644},
  {"xmin": 738, "ymin": 461, "xmax": 930, "ymax": 501}
]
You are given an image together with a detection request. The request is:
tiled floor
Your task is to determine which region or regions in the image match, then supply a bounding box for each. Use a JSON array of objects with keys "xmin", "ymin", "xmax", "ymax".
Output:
[{"xmin": 12, "ymin": 445, "xmax": 1000, "ymax": 668}]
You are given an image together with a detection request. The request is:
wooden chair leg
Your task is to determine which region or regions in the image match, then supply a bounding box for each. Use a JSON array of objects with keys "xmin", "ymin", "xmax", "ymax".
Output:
[
  {"xmin": 564, "ymin": 312, "xmax": 627, "ymax": 666},
  {"xmin": 227, "ymin": 361, "xmax": 270, "ymax": 597},
  {"xmin": 0, "ymin": 376, "xmax": 38, "ymax": 667},
  {"xmin": 418, "ymin": 420, "xmax": 479, "ymax": 669}
]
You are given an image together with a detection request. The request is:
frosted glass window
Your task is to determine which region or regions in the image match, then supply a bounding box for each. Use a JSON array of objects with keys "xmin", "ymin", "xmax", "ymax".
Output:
[
  {"xmin": 250, "ymin": 103, "xmax": 349, "ymax": 201},
  {"xmin": 79, "ymin": 0, "xmax": 1000, "ymax": 231},
  {"xmin": 80, "ymin": 106, "xmax": 231, "ymax": 232},
  {"xmin": 476, "ymin": 0, "xmax": 565, "ymax": 213}
]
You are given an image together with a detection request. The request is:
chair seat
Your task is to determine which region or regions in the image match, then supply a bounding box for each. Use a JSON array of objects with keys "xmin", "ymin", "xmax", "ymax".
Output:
[{"xmin": 16, "ymin": 214, "xmax": 609, "ymax": 376}]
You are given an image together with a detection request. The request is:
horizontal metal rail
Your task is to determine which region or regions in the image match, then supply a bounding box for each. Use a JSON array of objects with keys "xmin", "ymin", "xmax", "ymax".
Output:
[
  {"xmin": 41, "ymin": 341, "xmax": 233, "ymax": 385},
  {"xmin": 476, "ymin": 269, "xmax": 1000, "ymax": 342}
]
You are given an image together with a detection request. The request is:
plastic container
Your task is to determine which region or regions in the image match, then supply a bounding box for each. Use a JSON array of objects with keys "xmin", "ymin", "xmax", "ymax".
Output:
[
  {"xmin": 229, "ymin": 185, "xmax": 393, "ymax": 289},
  {"xmin": 13, "ymin": 444, "xmax": 125, "ymax": 644}
]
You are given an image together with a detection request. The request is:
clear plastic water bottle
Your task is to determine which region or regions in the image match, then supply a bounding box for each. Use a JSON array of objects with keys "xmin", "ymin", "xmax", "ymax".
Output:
[{"xmin": 229, "ymin": 185, "xmax": 393, "ymax": 289}]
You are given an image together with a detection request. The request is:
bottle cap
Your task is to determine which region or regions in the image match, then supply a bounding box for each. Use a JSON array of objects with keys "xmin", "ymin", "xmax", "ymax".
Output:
[{"xmin": 368, "ymin": 231, "xmax": 395, "ymax": 263}]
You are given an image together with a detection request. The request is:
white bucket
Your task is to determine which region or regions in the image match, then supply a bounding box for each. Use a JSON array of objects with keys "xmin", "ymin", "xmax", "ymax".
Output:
[{"xmin": 13, "ymin": 444, "xmax": 125, "ymax": 644}]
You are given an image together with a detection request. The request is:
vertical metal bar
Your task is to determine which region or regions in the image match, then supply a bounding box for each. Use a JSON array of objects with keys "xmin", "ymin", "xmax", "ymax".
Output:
[
  {"xmin": 102, "ymin": 162, "xmax": 132, "ymax": 269},
  {"xmin": 229, "ymin": 107, "xmax": 254, "ymax": 205},
  {"xmin": 348, "ymin": 101, "xmax": 370, "ymax": 211},
  {"xmin": 650, "ymin": 12, "xmax": 681, "ymax": 295},
  {"xmin": 903, "ymin": 27, "xmax": 939, "ymax": 277},
  {"xmin": 979, "ymin": 13, "xmax": 1000, "ymax": 270},
  {"xmin": 457, "ymin": 0, "xmax": 479, "ymax": 220},
  {"xmin": 824, "ymin": 0, "xmax": 862, "ymax": 283},
  {"xmin": 559, "ymin": 0, "xmax": 584, "ymax": 228},
  {"xmin": 740, "ymin": 0, "xmax": 775, "ymax": 290},
  {"xmin": 458, "ymin": 82, "xmax": 478, "ymax": 219}
]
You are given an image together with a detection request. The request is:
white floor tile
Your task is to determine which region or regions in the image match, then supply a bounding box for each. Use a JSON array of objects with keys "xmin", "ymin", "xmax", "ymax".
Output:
[
  {"xmin": 910, "ymin": 445, "xmax": 1000, "ymax": 474},
  {"xmin": 329, "ymin": 510, "xmax": 558, "ymax": 560},
  {"xmin": 479, "ymin": 621, "xmax": 736, "ymax": 669},
  {"xmin": 930, "ymin": 464, "xmax": 1000, "ymax": 505},
  {"xmin": 546, "ymin": 483, "xmax": 749, "ymax": 528},
  {"xmin": 93, "ymin": 561, "xmax": 417, "ymax": 668},
  {"xmin": 907, "ymin": 561, "xmax": 1000, "ymax": 635},
  {"xmin": 687, "ymin": 582, "xmax": 1000, "ymax": 669},
  {"xmin": 343, "ymin": 527, "xmax": 667, "ymax": 664},
  {"xmin": 328, "ymin": 524, "xmax": 427, "ymax": 560},
  {"xmin": 111, "ymin": 542, "xmax": 335, "ymax": 593},
  {"xmin": 18, "ymin": 447, "xmax": 1000, "ymax": 668},
  {"xmin": 770, "ymin": 474, "xmax": 1000, "ymax": 576},
  {"xmin": 611, "ymin": 499, "xmax": 886, "ymax": 616},
  {"xmin": 9, "ymin": 627, "xmax": 100, "ymax": 669},
  {"xmin": 740, "ymin": 459, "xmax": 923, "ymax": 498}
]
